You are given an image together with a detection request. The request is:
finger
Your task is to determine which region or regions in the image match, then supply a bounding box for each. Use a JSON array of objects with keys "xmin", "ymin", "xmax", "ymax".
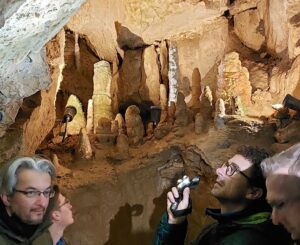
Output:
[
  {"xmin": 167, "ymin": 191, "xmax": 175, "ymax": 204},
  {"xmin": 178, "ymin": 187, "xmax": 190, "ymax": 209},
  {"xmin": 171, "ymin": 187, "xmax": 179, "ymax": 198}
]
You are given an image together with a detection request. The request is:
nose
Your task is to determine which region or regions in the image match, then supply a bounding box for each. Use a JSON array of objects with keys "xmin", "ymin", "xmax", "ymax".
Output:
[
  {"xmin": 271, "ymin": 208, "xmax": 283, "ymax": 225},
  {"xmin": 35, "ymin": 194, "xmax": 48, "ymax": 207}
]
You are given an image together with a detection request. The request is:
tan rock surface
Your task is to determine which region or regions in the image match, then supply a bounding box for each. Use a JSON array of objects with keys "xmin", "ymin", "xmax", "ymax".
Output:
[
  {"xmin": 234, "ymin": 9, "xmax": 265, "ymax": 51},
  {"xmin": 140, "ymin": 45, "xmax": 161, "ymax": 105}
]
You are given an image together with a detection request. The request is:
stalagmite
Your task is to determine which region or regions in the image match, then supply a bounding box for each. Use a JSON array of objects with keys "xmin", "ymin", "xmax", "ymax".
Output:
[
  {"xmin": 115, "ymin": 113, "xmax": 126, "ymax": 134},
  {"xmin": 199, "ymin": 86, "xmax": 213, "ymax": 120},
  {"xmin": 93, "ymin": 60, "xmax": 113, "ymax": 134},
  {"xmin": 174, "ymin": 92, "xmax": 189, "ymax": 127},
  {"xmin": 188, "ymin": 68, "xmax": 202, "ymax": 109},
  {"xmin": 214, "ymin": 98, "xmax": 226, "ymax": 129},
  {"xmin": 168, "ymin": 41, "xmax": 179, "ymax": 106},
  {"xmin": 77, "ymin": 127, "xmax": 93, "ymax": 160},
  {"xmin": 52, "ymin": 154, "xmax": 71, "ymax": 178},
  {"xmin": 74, "ymin": 32, "xmax": 80, "ymax": 70},
  {"xmin": 86, "ymin": 99, "xmax": 93, "ymax": 134},
  {"xmin": 64, "ymin": 94, "xmax": 86, "ymax": 136},
  {"xmin": 95, "ymin": 118, "xmax": 116, "ymax": 145},
  {"xmin": 216, "ymin": 52, "xmax": 252, "ymax": 113},
  {"xmin": 125, "ymin": 105, "xmax": 144, "ymax": 146}
]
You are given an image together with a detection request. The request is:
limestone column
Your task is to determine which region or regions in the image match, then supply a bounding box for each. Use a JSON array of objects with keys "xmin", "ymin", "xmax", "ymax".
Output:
[
  {"xmin": 93, "ymin": 60, "xmax": 113, "ymax": 134},
  {"xmin": 168, "ymin": 41, "xmax": 179, "ymax": 106}
]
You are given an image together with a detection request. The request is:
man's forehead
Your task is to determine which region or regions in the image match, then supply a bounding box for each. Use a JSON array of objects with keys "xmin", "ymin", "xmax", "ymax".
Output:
[
  {"xmin": 229, "ymin": 154, "xmax": 252, "ymax": 170},
  {"xmin": 16, "ymin": 169, "xmax": 51, "ymax": 187},
  {"xmin": 267, "ymin": 174, "xmax": 300, "ymax": 200}
]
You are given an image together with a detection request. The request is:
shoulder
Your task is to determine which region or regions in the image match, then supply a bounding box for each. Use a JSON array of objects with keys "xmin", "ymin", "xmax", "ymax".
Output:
[
  {"xmin": 0, "ymin": 234, "xmax": 16, "ymax": 245},
  {"xmin": 31, "ymin": 229, "xmax": 54, "ymax": 245},
  {"xmin": 221, "ymin": 222, "xmax": 292, "ymax": 245}
]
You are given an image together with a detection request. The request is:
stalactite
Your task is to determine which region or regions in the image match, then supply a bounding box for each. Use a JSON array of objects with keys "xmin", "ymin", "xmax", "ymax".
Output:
[{"xmin": 74, "ymin": 32, "xmax": 80, "ymax": 70}]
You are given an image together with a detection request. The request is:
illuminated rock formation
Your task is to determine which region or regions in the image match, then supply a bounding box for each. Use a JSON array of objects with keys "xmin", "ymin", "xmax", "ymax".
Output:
[{"xmin": 93, "ymin": 60, "xmax": 113, "ymax": 134}]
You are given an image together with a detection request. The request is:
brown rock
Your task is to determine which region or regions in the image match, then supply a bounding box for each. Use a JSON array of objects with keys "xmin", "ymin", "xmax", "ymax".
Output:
[
  {"xmin": 234, "ymin": 9, "xmax": 265, "ymax": 51},
  {"xmin": 52, "ymin": 153, "xmax": 72, "ymax": 178},
  {"xmin": 274, "ymin": 120, "xmax": 300, "ymax": 143},
  {"xmin": 187, "ymin": 68, "xmax": 202, "ymax": 109},
  {"xmin": 77, "ymin": 127, "xmax": 93, "ymax": 160},
  {"xmin": 125, "ymin": 105, "xmax": 144, "ymax": 146},
  {"xmin": 175, "ymin": 92, "xmax": 189, "ymax": 127},
  {"xmin": 159, "ymin": 40, "xmax": 169, "ymax": 87},
  {"xmin": 140, "ymin": 45, "xmax": 160, "ymax": 105},
  {"xmin": 118, "ymin": 49, "xmax": 143, "ymax": 102},
  {"xmin": 216, "ymin": 52, "xmax": 252, "ymax": 114}
]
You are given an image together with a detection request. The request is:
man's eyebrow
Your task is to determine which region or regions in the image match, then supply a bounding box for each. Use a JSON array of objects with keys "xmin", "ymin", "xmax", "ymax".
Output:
[{"xmin": 24, "ymin": 186, "xmax": 52, "ymax": 190}]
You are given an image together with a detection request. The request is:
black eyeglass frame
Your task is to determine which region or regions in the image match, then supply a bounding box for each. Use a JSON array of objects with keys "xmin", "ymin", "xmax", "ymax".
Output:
[
  {"xmin": 13, "ymin": 189, "xmax": 55, "ymax": 198},
  {"xmin": 223, "ymin": 162, "xmax": 253, "ymax": 184},
  {"xmin": 58, "ymin": 198, "xmax": 70, "ymax": 209}
]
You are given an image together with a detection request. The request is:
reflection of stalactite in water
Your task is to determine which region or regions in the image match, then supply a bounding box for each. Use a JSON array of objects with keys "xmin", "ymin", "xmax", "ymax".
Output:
[{"xmin": 168, "ymin": 42, "xmax": 179, "ymax": 106}]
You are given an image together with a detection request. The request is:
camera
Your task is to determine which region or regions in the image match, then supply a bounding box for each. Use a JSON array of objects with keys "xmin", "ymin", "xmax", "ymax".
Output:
[{"xmin": 170, "ymin": 175, "xmax": 200, "ymax": 217}]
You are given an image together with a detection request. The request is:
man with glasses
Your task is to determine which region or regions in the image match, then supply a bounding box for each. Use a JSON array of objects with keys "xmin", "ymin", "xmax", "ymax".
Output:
[
  {"xmin": 46, "ymin": 185, "xmax": 74, "ymax": 245},
  {"xmin": 155, "ymin": 145, "xmax": 291, "ymax": 244},
  {"xmin": 261, "ymin": 143, "xmax": 300, "ymax": 243},
  {"xmin": 0, "ymin": 156, "xmax": 57, "ymax": 244}
]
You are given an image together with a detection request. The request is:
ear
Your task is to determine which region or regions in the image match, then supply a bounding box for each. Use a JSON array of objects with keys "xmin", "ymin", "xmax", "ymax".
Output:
[
  {"xmin": 0, "ymin": 193, "xmax": 11, "ymax": 207},
  {"xmin": 51, "ymin": 210, "xmax": 61, "ymax": 222},
  {"xmin": 245, "ymin": 187, "xmax": 263, "ymax": 200}
]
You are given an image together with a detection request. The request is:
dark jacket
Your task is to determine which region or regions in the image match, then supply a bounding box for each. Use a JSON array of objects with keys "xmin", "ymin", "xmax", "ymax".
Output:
[
  {"xmin": 0, "ymin": 200, "xmax": 53, "ymax": 245},
  {"xmin": 154, "ymin": 207, "xmax": 292, "ymax": 245}
]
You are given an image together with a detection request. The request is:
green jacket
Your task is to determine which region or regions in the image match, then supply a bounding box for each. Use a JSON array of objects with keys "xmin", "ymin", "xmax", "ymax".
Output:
[
  {"xmin": 154, "ymin": 207, "xmax": 292, "ymax": 245},
  {"xmin": 0, "ymin": 201, "xmax": 53, "ymax": 245},
  {"xmin": 0, "ymin": 220, "xmax": 53, "ymax": 245}
]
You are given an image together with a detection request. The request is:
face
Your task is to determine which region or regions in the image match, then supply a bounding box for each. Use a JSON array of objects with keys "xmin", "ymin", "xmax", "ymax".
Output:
[
  {"xmin": 266, "ymin": 174, "xmax": 300, "ymax": 240},
  {"xmin": 2, "ymin": 169, "xmax": 52, "ymax": 224},
  {"xmin": 211, "ymin": 154, "xmax": 252, "ymax": 202},
  {"xmin": 53, "ymin": 194, "xmax": 74, "ymax": 227}
]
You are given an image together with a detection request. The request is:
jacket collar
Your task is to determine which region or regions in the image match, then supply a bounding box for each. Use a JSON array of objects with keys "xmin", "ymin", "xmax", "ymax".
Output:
[
  {"xmin": 205, "ymin": 206, "xmax": 271, "ymax": 225},
  {"xmin": 0, "ymin": 199, "xmax": 52, "ymax": 242}
]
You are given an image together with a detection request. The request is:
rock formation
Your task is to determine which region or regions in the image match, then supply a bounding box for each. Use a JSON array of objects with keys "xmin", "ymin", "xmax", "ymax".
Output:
[
  {"xmin": 77, "ymin": 127, "xmax": 93, "ymax": 160},
  {"xmin": 64, "ymin": 94, "xmax": 86, "ymax": 136},
  {"xmin": 93, "ymin": 60, "xmax": 113, "ymax": 133},
  {"xmin": 125, "ymin": 105, "xmax": 144, "ymax": 146},
  {"xmin": 216, "ymin": 52, "xmax": 252, "ymax": 114}
]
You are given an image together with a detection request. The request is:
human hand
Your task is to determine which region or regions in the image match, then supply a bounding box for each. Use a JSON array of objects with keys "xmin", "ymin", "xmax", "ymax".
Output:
[{"xmin": 166, "ymin": 187, "xmax": 190, "ymax": 224}]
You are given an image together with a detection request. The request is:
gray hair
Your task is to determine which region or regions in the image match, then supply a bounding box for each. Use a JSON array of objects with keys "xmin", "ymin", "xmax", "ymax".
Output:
[
  {"xmin": 261, "ymin": 143, "xmax": 300, "ymax": 177},
  {"xmin": 0, "ymin": 156, "xmax": 56, "ymax": 195}
]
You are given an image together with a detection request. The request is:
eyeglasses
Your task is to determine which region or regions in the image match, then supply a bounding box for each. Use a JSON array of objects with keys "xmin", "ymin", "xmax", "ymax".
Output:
[
  {"xmin": 14, "ymin": 189, "xmax": 55, "ymax": 198},
  {"xmin": 58, "ymin": 198, "xmax": 70, "ymax": 209},
  {"xmin": 221, "ymin": 162, "xmax": 252, "ymax": 183}
]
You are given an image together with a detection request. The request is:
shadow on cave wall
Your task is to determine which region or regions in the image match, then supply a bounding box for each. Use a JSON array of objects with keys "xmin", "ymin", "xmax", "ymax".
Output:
[{"xmin": 104, "ymin": 190, "xmax": 168, "ymax": 245}]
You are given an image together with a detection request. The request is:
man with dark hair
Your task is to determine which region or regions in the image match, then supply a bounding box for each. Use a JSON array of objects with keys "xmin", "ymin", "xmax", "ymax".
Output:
[
  {"xmin": 261, "ymin": 143, "xmax": 300, "ymax": 242},
  {"xmin": 0, "ymin": 156, "xmax": 57, "ymax": 244},
  {"xmin": 155, "ymin": 146, "xmax": 291, "ymax": 244}
]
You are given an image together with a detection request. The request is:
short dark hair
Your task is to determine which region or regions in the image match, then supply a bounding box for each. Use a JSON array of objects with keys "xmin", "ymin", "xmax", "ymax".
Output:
[{"xmin": 237, "ymin": 145, "xmax": 269, "ymax": 196}]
